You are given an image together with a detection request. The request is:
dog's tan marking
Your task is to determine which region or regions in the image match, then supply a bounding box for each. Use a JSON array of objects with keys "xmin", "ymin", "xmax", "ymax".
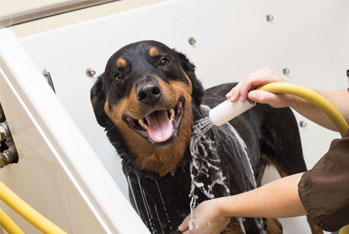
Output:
[
  {"xmin": 104, "ymin": 78, "xmax": 193, "ymax": 176},
  {"xmin": 222, "ymin": 217, "xmax": 282, "ymax": 234},
  {"xmin": 265, "ymin": 218, "xmax": 283, "ymax": 234},
  {"xmin": 149, "ymin": 47, "xmax": 159, "ymax": 57},
  {"xmin": 256, "ymin": 154, "xmax": 269, "ymax": 186},
  {"xmin": 307, "ymin": 216, "xmax": 323, "ymax": 234},
  {"xmin": 261, "ymin": 154, "xmax": 288, "ymax": 178},
  {"xmin": 221, "ymin": 220, "xmax": 245, "ymax": 234},
  {"xmin": 116, "ymin": 58, "xmax": 127, "ymax": 68}
]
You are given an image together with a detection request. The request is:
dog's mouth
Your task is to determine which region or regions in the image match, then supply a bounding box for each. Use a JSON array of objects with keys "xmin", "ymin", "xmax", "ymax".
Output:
[{"xmin": 125, "ymin": 99, "xmax": 185, "ymax": 144}]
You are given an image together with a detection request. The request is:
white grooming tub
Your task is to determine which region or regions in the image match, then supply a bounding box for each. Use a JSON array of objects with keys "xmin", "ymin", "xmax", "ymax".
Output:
[{"xmin": 0, "ymin": 0, "xmax": 347, "ymax": 233}]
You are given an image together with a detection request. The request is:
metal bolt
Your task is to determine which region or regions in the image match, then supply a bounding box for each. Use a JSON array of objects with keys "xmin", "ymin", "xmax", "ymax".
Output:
[
  {"xmin": 282, "ymin": 68, "xmax": 290, "ymax": 75},
  {"xmin": 0, "ymin": 121, "xmax": 10, "ymax": 141},
  {"xmin": 86, "ymin": 68, "xmax": 96, "ymax": 78},
  {"xmin": 42, "ymin": 68, "xmax": 56, "ymax": 93},
  {"xmin": 0, "ymin": 127, "xmax": 5, "ymax": 141},
  {"xmin": 5, "ymin": 139, "xmax": 14, "ymax": 147},
  {"xmin": 266, "ymin": 14, "xmax": 274, "ymax": 22},
  {"xmin": 42, "ymin": 68, "xmax": 50, "ymax": 76},
  {"xmin": 299, "ymin": 121, "xmax": 307, "ymax": 128},
  {"xmin": 0, "ymin": 141, "xmax": 18, "ymax": 168},
  {"xmin": 188, "ymin": 37, "xmax": 196, "ymax": 46}
]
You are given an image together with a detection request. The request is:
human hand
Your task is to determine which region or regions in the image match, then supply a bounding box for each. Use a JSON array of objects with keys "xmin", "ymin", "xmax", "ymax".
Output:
[
  {"xmin": 178, "ymin": 199, "xmax": 230, "ymax": 234},
  {"xmin": 226, "ymin": 67, "xmax": 293, "ymax": 108}
]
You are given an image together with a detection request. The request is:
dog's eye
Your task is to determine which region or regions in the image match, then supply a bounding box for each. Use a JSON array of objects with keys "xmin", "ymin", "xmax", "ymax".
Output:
[
  {"xmin": 159, "ymin": 58, "xmax": 169, "ymax": 66},
  {"xmin": 114, "ymin": 72, "xmax": 125, "ymax": 81}
]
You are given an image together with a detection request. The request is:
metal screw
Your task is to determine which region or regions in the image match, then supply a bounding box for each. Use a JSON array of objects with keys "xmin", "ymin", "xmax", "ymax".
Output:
[
  {"xmin": 282, "ymin": 68, "xmax": 290, "ymax": 75},
  {"xmin": 188, "ymin": 37, "xmax": 196, "ymax": 46},
  {"xmin": 42, "ymin": 68, "xmax": 50, "ymax": 76},
  {"xmin": 86, "ymin": 68, "xmax": 96, "ymax": 78},
  {"xmin": 0, "ymin": 121, "xmax": 10, "ymax": 141},
  {"xmin": 266, "ymin": 14, "xmax": 274, "ymax": 22},
  {"xmin": 42, "ymin": 68, "xmax": 56, "ymax": 93},
  {"xmin": 0, "ymin": 147, "xmax": 18, "ymax": 168},
  {"xmin": 0, "ymin": 127, "xmax": 6, "ymax": 141},
  {"xmin": 299, "ymin": 121, "xmax": 307, "ymax": 128}
]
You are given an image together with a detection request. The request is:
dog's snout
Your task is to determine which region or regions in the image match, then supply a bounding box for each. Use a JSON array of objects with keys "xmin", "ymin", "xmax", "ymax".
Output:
[{"xmin": 136, "ymin": 82, "xmax": 162, "ymax": 105}]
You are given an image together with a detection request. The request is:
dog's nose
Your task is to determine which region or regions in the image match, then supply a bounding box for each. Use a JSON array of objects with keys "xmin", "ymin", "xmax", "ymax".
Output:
[{"xmin": 136, "ymin": 82, "xmax": 162, "ymax": 105}]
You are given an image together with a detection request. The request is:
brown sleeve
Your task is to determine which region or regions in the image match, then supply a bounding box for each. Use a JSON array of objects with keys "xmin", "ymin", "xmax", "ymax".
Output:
[{"xmin": 298, "ymin": 131, "xmax": 349, "ymax": 232}]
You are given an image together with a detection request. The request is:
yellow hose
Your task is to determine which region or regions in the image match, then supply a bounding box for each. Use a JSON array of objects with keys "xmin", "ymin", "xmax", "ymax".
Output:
[
  {"xmin": 259, "ymin": 82, "xmax": 349, "ymax": 233},
  {"xmin": 0, "ymin": 181, "xmax": 68, "ymax": 234},
  {"xmin": 258, "ymin": 82, "xmax": 349, "ymax": 137},
  {"xmin": 0, "ymin": 206, "xmax": 24, "ymax": 234},
  {"xmin": 340, "ymin": 225, "xmax": 349, "ymax": 234}
]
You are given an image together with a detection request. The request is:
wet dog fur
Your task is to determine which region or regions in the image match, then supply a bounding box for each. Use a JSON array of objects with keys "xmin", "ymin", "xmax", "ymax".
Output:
[{"xmin": 90, "ymin": 41, "xmax": 319, "ymax": 234}]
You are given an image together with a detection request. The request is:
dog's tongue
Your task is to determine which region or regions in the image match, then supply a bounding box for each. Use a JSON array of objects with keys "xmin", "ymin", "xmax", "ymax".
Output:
[{"xmin": 145, "ymin": 110, "xmax": 173, "ymax": 142}]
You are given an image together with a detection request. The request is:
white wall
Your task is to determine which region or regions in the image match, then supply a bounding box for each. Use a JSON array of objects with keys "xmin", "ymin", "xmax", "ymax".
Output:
[{"xmin": 12, "ymin": 0, "xmax": 349, "ymax": 233}]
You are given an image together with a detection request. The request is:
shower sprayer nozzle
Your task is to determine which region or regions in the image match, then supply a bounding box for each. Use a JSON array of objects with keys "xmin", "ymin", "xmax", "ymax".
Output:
[{"xmin": 209, "ymin": 99, "xmax": 256, "ymax": 126}]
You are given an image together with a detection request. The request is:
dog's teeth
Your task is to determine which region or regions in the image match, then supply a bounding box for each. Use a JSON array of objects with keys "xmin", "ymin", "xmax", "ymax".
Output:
[
  {"xmin": 138, "ymin": 119, "xmax": 148, "ymax": 129},
  {"xmin": 169, "ymin": 109, "xmax": 175, "ymax": 121}
]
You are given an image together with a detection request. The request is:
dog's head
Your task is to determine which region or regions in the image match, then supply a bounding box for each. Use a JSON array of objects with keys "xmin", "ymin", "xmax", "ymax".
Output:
[{"xmin": 91, "ymin": 40, "xmax": 204, "ymax": 176}]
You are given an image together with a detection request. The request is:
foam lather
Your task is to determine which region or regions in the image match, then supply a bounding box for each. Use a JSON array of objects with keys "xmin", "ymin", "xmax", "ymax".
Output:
[{"xmin": 209, "ymin": 99, "xmax": 256, "ymax": 126}]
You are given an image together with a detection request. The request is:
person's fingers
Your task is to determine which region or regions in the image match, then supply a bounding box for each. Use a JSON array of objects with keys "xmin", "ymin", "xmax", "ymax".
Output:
[
  {"xmin": 229, "ymin": 84, "xmax": 241, "ymax": 102},
  {"xmin": 226, "ymin": 87, "xmax": 235, "ymax": 99},
  {"xmin": 230, "ymin": 78, "xmax": 252, "ymax": 102},
  {"xmin": 238, "ymin": 75, "xmax": 263, "ymax": 102},
  {"xmin": 178, "ymin": 215, "xmax": 190, "ymax": 232},
  {"xmin": 230, "ymin": 68, "xmax": 270, "ymax": 102},
  {"xmin": 248, "ymin": 90, "xmax": 281, "ymax": 107},
  {"xmin": 228, "ymin": 66, "xmax": 286, "ymax": 103},
  {"xmin": 248, "ymin": 91, "xmax": 256, "ymax": 100},
  {"xmin": 238, "ymin": 70, "xmax": 282, "ymax": 102}
]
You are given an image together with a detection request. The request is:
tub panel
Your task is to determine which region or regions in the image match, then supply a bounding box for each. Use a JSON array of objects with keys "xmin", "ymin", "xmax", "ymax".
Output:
[{"xmin": 0, "ymin": 59, "xmax": 108, "ymax": 234}]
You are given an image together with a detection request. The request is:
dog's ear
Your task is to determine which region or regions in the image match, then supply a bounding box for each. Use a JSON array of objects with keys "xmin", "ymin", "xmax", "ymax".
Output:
[
  {"xmin": 90, "ymin": 74, "xmax": 111, "ymax": 127},
  {"xmin": 175, "ymin": 51, "xmax": 204, "ymax": 106}
]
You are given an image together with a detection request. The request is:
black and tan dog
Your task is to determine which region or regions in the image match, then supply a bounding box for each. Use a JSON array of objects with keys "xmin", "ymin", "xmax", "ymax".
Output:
[{"xmin": 90, "ymin": 41, "xmax": 321, "ymax": 234}]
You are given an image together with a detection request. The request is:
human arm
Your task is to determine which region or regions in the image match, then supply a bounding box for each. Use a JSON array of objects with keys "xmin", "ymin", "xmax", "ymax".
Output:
[
  {"xmin": 226, "ymin": 67, "xmax": 349, "ymax": 131},
  {"xmin": 178, "ymin": 173, "xmax": 306, "ymax": 234}
]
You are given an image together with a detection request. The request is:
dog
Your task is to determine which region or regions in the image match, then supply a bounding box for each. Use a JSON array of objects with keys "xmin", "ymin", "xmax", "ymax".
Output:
[{"xmin": 90, "ymin": 41, "xmax": 322, "ymax": 234}]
